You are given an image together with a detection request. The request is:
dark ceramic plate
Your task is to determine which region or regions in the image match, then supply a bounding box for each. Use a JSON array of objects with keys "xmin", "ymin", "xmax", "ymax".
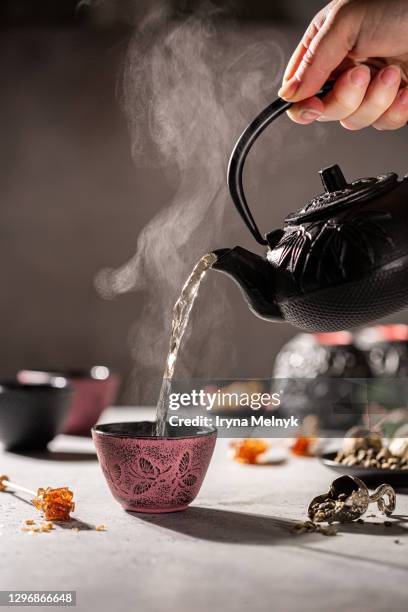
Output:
[{"xmin": 320, "ymin": 451, "xmax": 408, "ymax": 487}]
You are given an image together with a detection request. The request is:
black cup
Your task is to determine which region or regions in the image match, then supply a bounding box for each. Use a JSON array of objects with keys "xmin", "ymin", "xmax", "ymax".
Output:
[{"xmin": 0, "ymin": 379, "xmax": 73, "ymax": 451}]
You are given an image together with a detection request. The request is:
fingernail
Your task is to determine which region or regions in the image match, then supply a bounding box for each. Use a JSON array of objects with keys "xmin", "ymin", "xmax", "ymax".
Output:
[
  {"xmin": 399, "ymin": 87, "xmax": 408, "ymax": 105},
  {"xmin": 350, "ymin": 65, "xmax": 370, "ymax": 87},
  {"xmin": 380, "ymin": 65, "xmax": 401, "ymax": 87},
  {"xmin": 278, "ymin": 77, "xmax": 300, "ymax": 100},
  {"xmin": 300, "ymin": 110, "xmax": 322, "ymax": 121}
]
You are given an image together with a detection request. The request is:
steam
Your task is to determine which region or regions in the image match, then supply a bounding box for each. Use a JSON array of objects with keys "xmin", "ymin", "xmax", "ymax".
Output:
[{"xmin": 95, "ymin": 3, "xmax": 286, "ymax": 403}]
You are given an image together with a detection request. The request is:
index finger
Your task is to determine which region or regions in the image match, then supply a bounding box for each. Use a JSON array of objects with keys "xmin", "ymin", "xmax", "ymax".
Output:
[{"xmin": 279, "ymin": 4, "xmax": 360, "ymax": 102}]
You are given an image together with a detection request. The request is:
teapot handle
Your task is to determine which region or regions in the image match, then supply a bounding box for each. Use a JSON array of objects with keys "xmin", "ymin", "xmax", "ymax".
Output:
[{"xmin": 228, "ymin": 80, "xmax": 335, "ymax": 245}]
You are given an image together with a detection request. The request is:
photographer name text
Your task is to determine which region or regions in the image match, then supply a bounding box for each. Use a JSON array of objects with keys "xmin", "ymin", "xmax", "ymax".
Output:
[{"xmin": 169, "ymin": 415, "xmax": 299, "ymax": 429}]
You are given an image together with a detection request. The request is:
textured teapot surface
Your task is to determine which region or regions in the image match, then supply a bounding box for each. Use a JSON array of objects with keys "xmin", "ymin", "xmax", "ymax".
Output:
[
  {"xmin": 267, "ymin": 165, "xmax": 407, "ymax": 291},
  {"xmin": 265, "ymin": 165, "xmax": 408, "ymax": 331},
  {"xmin": 283, "ymin": 164, "xmax": 399, "ymax": 224},
  {"xmin": 214, "ymin": 163, "xmax": 408, "ymax": 332}
]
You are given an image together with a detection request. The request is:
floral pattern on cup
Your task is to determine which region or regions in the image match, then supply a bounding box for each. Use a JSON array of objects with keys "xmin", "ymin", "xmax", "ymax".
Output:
[{"xmin": 92, "ymin": 423, "xmax": 216, "ymax": 513}]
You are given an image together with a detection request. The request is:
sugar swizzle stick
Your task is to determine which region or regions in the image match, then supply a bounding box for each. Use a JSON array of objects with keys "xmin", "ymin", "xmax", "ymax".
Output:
[{"xmin": 0, "ymin": 474, "xmax": 75, "ymax": 521}]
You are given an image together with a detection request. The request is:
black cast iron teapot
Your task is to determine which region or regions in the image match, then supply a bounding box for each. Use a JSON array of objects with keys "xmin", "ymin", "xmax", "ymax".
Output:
[{"xmin": 213, "ymin": 82, "xmax": 408, "ymax": 332}]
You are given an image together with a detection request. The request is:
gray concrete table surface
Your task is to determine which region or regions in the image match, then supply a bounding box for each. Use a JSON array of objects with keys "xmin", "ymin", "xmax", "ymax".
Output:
[{"xmin": 1, "ymin": 407, "xmax": 407, "ymax": 612}]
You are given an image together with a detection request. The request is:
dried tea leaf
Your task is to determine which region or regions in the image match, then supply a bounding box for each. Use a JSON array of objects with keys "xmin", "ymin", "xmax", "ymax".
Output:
[{"xmin": 293, "ymin": 520, "xmax": 337, "ymax": 536}]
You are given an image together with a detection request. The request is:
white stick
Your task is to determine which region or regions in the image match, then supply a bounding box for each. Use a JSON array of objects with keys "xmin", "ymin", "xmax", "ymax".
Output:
[{"xmin": 2, "ymin": 480, "xmax": 36, "ymax": 497}]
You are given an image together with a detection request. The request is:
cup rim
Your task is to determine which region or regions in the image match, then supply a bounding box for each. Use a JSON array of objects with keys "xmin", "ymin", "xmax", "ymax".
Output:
[
  {"xmin": 0, "ymin": 380, "xmax": 72, "ymax": 393},
  {"xmin": 18, "ymin": 366, "xmax": 117, "ymax": 381},
  {"xmin": 92, "ymin": 420, "xmax": 217, "ymax": 440}
]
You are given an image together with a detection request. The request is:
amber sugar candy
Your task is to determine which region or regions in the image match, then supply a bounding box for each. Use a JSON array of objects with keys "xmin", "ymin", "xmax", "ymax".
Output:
[
  {"xmin": 32, "ymin": 487, "xmax": 75, "ymax": 521},
  {"xmin": 290, "ymin": 415, "xmax": 320, "ymax": 457},
  {"xmin": 229, "ymin": 439, "xmax": 270, "ymax": 464}
]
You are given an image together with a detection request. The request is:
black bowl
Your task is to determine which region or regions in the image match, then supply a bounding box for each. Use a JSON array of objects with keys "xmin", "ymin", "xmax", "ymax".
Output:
[
  {"xmin": 320, "ymin": 451, "xmax": 408, "ymax": 487},
  {"xmin": 0, "ymin": 380, "xmax": 73, "ymax": 451}
]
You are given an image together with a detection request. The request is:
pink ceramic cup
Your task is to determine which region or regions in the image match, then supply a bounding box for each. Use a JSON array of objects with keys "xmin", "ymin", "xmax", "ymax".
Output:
[{"xmin": 92, "ymin": 421, "xmax": 217, "ymax": 513}]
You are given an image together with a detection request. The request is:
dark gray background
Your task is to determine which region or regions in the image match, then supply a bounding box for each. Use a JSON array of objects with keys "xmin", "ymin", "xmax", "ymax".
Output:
[{"xmin": 1, "ymin": 0, "xmax": 407, "ymax": 402}]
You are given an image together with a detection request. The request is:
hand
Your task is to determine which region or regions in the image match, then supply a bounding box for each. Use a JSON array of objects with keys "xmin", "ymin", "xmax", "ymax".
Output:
[{"xmin": 279, "ymin": 0, "xmax": 408, "ymax": 130}]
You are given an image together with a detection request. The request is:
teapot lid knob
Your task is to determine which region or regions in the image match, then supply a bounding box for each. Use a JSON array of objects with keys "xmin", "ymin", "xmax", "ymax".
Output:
[
  {"xmin": 319, "ymin": 164, "xmax": 348, "ymax": 193},
  {"xmin": 285, "ymin": 163, "xmax": 399, "ymax": 225}
]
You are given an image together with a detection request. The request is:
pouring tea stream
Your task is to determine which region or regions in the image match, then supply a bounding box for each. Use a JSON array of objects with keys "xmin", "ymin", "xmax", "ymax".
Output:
[{"xmin": 156, "ymin": 253, "xmax": 217, "ymax": 436}]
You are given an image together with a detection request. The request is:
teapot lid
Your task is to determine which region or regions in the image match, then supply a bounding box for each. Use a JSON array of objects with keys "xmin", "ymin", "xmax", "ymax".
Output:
[{"xmin": 284, "ymin": 164, "xmax": 399, "ymax": 226}]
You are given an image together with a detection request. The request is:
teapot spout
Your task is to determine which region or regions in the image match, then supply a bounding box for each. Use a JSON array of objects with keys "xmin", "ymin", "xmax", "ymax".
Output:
[{"xmin": 212, "ymin": 246, "xmax": 283, "ymax": 321}]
